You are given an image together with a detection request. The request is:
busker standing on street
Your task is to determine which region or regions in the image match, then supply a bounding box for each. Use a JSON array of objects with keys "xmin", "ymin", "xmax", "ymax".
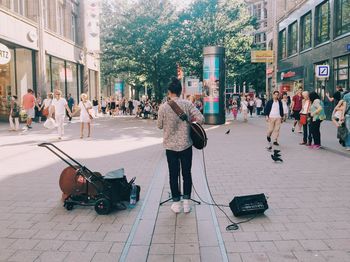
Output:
[
  {"xmin": 78, "ymin": 93, "xmax": 93, "ymax": 139},
  {"xmin": 290, "ymin": 88, "xmax": 303, "ymax": 133},
  {"xmin": 240, "ymin": 96, "xmax": 249, "ymax": 122},
  {"xmin": 52, "ymin": 90, "xmax": 72, "ymax": 140},
  {"xmin": 264, "ymin": 90, "xmax": 284, "ymax": 150},
  {"xmin": 22, "ymin": 89, "xmax": 36, "ymax": 129},
  {"xmin": 157, "ymin": 77, "xmax": 204, "ymax": 214}
]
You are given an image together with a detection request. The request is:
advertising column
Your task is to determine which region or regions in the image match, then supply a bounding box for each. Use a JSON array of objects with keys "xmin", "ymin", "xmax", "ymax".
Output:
[{"xmin": 203, "ymin": 46, "xmax": 225, "ymax": 125}]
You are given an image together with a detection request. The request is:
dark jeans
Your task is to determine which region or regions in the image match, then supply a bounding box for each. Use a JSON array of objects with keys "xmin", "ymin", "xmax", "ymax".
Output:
[
  {"xmin": 310, "ymin": 120, "xmax": 322, "ymax": 146},
  {"xmin": 256, "ymin": 107, "xmax": 262, "ymax": 116},
  {"xmin": 248, "ymin": 106, "xmax": 254, "ymax": 116},
  {"xmin": 166, "ymin": 146, "xmax": 193, "ymax": 202},
  {"xmin": 302, "ymin": 122, "xmax": 312, "ymax": 144}
]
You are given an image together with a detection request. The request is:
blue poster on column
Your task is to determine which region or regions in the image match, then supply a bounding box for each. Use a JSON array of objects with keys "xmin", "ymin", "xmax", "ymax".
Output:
[
  {"xmin": 114, "ymin": 82, "xmax": 124, "ymax": 97},
  {"xmin": 203, "ymin": 56, "xmax": 220, "ymax": 114}
]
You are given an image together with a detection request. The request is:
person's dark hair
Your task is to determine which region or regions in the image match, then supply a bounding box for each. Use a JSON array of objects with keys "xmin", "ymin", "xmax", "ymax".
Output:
[
  {"xmin": 27, "ymin": 89, "xmax": 33, "ymax": 93},
  {"xmin": 168, "ymin": 77, "xmax": 182, "ymax": 96},
  {"xmin": 309, "ymin": 91, "xmax": 320, "ymax": 102},
  {"xmin": 336, "ymin": 85, "xmax": 343, "ymax": 91},
  {"xmin": 273, "ymin": 90, "xmax": 279, "ymax": 95},
  {"xmin": 13, "ymin": 95, "xmax": 17, "ymax": 99}
]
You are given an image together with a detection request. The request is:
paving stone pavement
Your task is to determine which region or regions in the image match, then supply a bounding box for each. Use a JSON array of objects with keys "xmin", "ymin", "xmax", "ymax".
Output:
[{"xmin": 0, "ymin": 115, "xmax": 349, "ymax": 262}]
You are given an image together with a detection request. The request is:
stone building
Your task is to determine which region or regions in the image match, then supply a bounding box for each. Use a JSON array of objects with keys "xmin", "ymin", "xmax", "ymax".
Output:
[{"xmin": 0, "ymin": 0, "xmax": 100, "ymax": 120}]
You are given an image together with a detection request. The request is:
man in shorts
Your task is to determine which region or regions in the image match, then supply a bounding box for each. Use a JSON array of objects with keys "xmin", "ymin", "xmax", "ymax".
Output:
[
  {"xmin": 290, "ymin": 88, "xmax": 303, "ymax": 133},
  {"xmin": 22, "ymin": 89, "xmax": 36, "ymax": 129}
]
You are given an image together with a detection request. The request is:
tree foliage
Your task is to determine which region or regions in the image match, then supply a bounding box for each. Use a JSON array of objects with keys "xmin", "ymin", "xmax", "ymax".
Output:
[{"xmin": 100, "ymin": 0, "xmax": 266, "ymax": 100}]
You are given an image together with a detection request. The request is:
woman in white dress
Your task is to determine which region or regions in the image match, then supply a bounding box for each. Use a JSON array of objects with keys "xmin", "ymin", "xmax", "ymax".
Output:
[
  {"xmin": 78, "ymin": 93, "xmax": 93, "ymax": 138},
  {"xmin": 240, "ymin": 96, "xmax": 249, "ymax": 122}
]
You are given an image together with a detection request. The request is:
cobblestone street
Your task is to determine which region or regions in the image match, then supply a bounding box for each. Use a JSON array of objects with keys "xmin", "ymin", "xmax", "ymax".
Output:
[{"xmin": 0, "ymin": 116, "xmax": 349, "ymax": 262}]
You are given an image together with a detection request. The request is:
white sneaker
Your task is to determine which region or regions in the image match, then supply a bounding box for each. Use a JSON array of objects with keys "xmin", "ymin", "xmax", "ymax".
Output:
[
  {"xmin": 171, "ymin": 201, "xmax": 182, "ymax": 213},
  {"xmin": 183, "ymin": 200, "xmax": 192, "ymax": 213}
]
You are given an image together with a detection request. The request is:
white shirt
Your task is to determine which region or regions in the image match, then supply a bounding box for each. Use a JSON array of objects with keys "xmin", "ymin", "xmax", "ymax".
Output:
[
  {"xmin": 43, "ymin": 98, "xmax": 52, "ymax": 108},
  {"xmin": 301, "ymin": 100, "xmax": 310, "ymax": 114},
  {"xmin": 282, "ymin": 100, "xmax": 289, "ymax": 114},
  {"xmin": 52, "ymin": 98, "xmax": 67, "ymax": 116},
  {"xmin": 269, "ymin": 101, "xmax": 281, "ymax": 118},
  {"xmin": 255, "ymin": 98, "xmax": 262, "ymax": 108},
  {"xmin": 241, "ymin": 101, "xmax": 248, "ymax": 110}
]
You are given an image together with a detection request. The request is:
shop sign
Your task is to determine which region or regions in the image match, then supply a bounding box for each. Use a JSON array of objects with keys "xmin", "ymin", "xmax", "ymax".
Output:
[
  {"xmin": 277, "ymin": 66, "xmax": 304, "ymax": 82},
  {"xmin": 251, "ymin": 50, "xmax": 274, "ymax": 63},
  {"xmin": 0, "ymin": 43, "xmax": 11, "ymax": 65},
  {"xmin": 315, "ymin": 65, "xmax": 330, "ymax": 78}
]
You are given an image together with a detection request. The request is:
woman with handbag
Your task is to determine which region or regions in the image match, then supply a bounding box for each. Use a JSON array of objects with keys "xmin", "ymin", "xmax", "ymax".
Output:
[
  {"xmin": 299, "ymin": 91, "xmax": 312, "ymax": 145},
  {"xmin": 78, "ymin": 93, "xmax": 93, "ymax": 139},
  {"xmin": 41, "ymin": 93, "xmax": 53, "ymax": 119},
  {"xmin": 309, "ymin": 92, "xmax": 326, "ymax": 149}
]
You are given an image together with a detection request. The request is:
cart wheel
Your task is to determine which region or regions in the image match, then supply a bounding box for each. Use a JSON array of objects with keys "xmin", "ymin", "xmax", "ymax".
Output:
[
  {"xmin": 65, "ymin": 202, "xmax": 74, "ymax": 211},
  {"xmin": 94, "ymin": 198, "xmax": 111, "ymax": 215}
]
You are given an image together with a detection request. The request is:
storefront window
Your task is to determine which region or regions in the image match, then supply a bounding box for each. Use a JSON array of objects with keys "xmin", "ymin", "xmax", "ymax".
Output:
[
  {"xmin": 315, "ymin": 0, "xmax": 330, "ymax": 45},
  {"xmin": 51, "ymin": 57, "xmax": 66, "ymax": 97},
  {"xmin": 16, "ymin": 48, "xmax": 34, "ymax": 100},
  {"xmin": 288, "ymin": 21, "xmax": 298, "ymax": 55},
  {"xmin": 334, "ymin": 55, "xmax": 349, "ymax": 91},
  {"xmin": 300, "ymin": 12, "xmax": 312, "ymax": 51},
  {"xmin": 66, "ymin": 62, "xmax": 78, "ymax": 102},
  {"xmin": 334, "ymin": 0, "xmax": 350, "ymax": 37},
  {"xmin": 45, "ymin": 55, "xmax": 52, "ymax": 93},
  {"xmin": 0, "ymin": 49, "xmax": 15, "ymax": 118},
  {"xmin": 278, "ymin": 29, "xmax": 287, "ymax": 59}
]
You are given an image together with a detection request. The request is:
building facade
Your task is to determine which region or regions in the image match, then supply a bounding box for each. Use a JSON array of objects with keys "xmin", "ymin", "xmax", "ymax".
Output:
[
  {"xmin": 0, "ymin": 0, "xmax": 100, "ymax": 120},
  {"xmin": 265, "ymin": 0, "xmax": 307, "ymax": 96},
  {"xmin": 276, "ymin": 0, "xmax": 350, "ymax": 117},
  {"xmin": 245, "ymin": 0, "xmax": 268, "ymax": 49}
]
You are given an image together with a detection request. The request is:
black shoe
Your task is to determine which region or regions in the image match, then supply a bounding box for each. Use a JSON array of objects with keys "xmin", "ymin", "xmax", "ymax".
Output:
[
  {"xmin": 27, "ymin": 125, "xmax": 32, "ymax": 129},
  {"xmin": 273, "ymin": 142, "xmax": 279, "ymax": 146},
  {"xmin": 292, "ymin": 127, "xmax": 295, "ymax": 132},
  {"xmin": 267, "ymin": 136, "xmax": 271, "ymax": 142},
  {"xmin": 266, "ymin": 146, "xmax": 272, "ymax": 151}
]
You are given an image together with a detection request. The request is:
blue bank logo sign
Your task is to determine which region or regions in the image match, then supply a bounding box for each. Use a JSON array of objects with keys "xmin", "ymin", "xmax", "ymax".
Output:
[{"xmin": 315, "ymin": 65, "xmax": 330, "ymax": 78}]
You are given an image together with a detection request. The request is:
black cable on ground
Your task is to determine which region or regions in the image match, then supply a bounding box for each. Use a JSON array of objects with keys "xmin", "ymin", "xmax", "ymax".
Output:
[{"xmin": 192, "ymin": 148, "xmax": 258, "ymax": 231}]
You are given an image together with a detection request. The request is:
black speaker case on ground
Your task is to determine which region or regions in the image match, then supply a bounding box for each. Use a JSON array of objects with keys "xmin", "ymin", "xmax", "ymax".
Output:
[{"xmin": 229, "ymin": 193, "xmax": 268, "ymax": 217}]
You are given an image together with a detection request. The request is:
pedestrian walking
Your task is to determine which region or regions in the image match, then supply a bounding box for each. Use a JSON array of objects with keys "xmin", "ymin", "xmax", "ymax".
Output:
[
  {"xmin": 231, "ymin": 100, "xmax": 238, "ymax": 120},
  {"xmin": 78, "ymin": 93, "xmax": 93, "ymax": 139},
  {"xmin": 41, "ymin": 93, "xmax": 53, "ymax": 118},
  {"xmin": 264, "ymin": 90, "xmax": 284, "ymax": 150},
  {"xmin": 92, "ymin": 97, "xmax": 99, "ymax": 117},
  {"xmin": 255, "ymin": 96, "xmax": 263, "ymax": 116},
  {"xmin": 326, "ymin": 85, "xmax": 343, "ymax": 106},
  {"xmin": 281, "ymin": 93, "xmax": 289, "ymax": 122},
  {"xmin": 52, "ymin": 90, "xmax": 72, "ymax": 140},
  {"xmin": 299, "ymin": 91, "xmax": 312, "ymax": 145},
  {"xmin": 309, "ymin": 91, "xmax": 326, "ymax": 149},
  {"xmin": 9, "ymin": 95, "xmax": 20, "ymax": 131},
  {"xmin": 157, "ymin": 77, "xmax": 204, "ymax": 214},
  {"xmin": 247, "ymin": 96, "xmax": 255, "ymax": 117},
  {"xmin": 67, "ymin": 93, "xmax": 75, "ymax": 121},
  {"xmin": 22, "ymin": 89, "xmax": 36, "ymax": 129},
  {"xmin": 290, "ymin": 88, "xmax": 303, "ymax": 133},
  {"xmin": 101, "ymin": 97, "xmax": 107, "ymax": 114},
  {"xmin": 342, "ymin": 91, "xmax": 350, "ymax": 151},
  {"xmin": 35, "ymin": 96, "xmax": 43, "ymax": 123},
  {"xmin": 240, "ymin": 96, "xmax": 248, "ymax": 122}
]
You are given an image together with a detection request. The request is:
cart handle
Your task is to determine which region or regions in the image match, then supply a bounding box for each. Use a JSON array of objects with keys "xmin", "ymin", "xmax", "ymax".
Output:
[{"xmin": 38, "ymin": 142, "xmax": 85, "ymax": 169}]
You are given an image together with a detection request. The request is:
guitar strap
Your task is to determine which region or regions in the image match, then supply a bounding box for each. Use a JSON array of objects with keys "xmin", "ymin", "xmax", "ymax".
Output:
[{"xmin": 168, "ymin": 100, "xmax": 188, "ymax": 121}]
